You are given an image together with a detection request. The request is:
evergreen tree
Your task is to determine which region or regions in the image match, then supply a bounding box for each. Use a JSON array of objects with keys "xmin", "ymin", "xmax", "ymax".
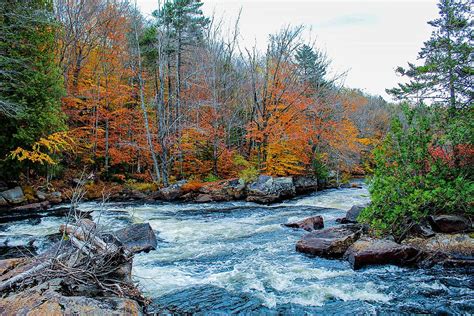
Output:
[
  {"xmin": 387, "ymin": 0, "xmax": 473, "ymax": 109},
  {"xmin": 295, "ymin": 44, "xmax": 329, "ymax": 88},
  {"xmin": 0, "ymin": 0, "xmax": 66, "ymax": 177}
]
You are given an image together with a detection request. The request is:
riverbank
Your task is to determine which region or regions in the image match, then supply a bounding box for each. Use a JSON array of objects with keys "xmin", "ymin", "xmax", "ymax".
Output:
[{"xmin": 0, "ymin": 175, "xmax": 355, "ymax": 216}]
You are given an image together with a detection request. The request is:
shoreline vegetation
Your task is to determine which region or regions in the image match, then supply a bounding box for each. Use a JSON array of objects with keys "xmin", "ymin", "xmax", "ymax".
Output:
[{"xmin": 0, "ymin": 0, "xmax": 472, "ymax": 314}]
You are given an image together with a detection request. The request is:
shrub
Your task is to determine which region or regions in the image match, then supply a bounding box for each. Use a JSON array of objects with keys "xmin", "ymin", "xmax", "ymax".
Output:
[
  {"xmin": 203, "ymin": 173, "xmax": 219, "ymax": 183},
  {"xmin": 359, "ymin": 105, "xmax": 474, "ymax": 238}
]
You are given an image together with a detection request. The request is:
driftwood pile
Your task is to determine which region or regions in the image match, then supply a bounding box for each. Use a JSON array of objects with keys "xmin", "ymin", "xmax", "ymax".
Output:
[
  {"xmin": 0, "ymin": 218, "xmax": 153, "ymax": 304},
  {"xmin": 0, "ymin": 182, "xmax": 157, "ymax": 309}
]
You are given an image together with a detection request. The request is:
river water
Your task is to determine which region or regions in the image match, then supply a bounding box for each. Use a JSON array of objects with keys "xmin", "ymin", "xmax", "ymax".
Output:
[{"xmin": 1, "ymin": 182, "xmax": 473, "ymax": 314}]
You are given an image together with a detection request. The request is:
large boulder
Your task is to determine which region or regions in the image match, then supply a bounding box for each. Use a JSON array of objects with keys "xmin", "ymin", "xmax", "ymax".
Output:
[
  {"xmin": 284, "ymin": 215, "xmax": 324, "ymax": 231},
  {"xmin": 113, "ymin": 223, "xmax": 157, "ymax": 254},
  {"xmin": 344, "ymin": 238, "xmax": 421, "ymax": 270},
  {"xmin": 156, "ymin": 180, "xmax": 187, "ymax": 201},
  {"xmin": 246, "ymin": 176, "xmax": 295, "ymax": 203},
  {"xmin": 0, "ymin": 187, "xmax": 25, "ymax": 204},
  {"xmin": 428, "ymin": 215, "xmax": 471, "ymax": 233},
  {"xmin": 0, "ymin": 279, "xmax": 143, "ymax": 315},
  {"xmin": 293, "ymin": 176, "xmax": 318, "ymax": 194},
  {"xmin": 404, "ymin": 233, "xmax": 474, "ymax": 267},
  {"xmin": 296, "ymin": 224, "xmax": 363, "ymax": 258}
]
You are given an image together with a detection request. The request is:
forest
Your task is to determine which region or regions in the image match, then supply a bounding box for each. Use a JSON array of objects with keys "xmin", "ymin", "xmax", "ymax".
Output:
[
  {"xmin": 0, "ymin": 0, "xmax": 473, "ymax": 314},
  {"xmin": 0, "ymin": 0, "xmax": 394, "ymax": 186}
]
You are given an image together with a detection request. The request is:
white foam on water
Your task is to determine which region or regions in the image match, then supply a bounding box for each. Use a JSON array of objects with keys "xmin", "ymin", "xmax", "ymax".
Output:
[{"xmin": 0, "ymin": 217, "xmax": 63, "ymax": 237}]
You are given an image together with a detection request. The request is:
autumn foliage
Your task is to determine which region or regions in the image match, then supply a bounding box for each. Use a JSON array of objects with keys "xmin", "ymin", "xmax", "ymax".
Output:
[{"xmin": 3, "ymin": 0, "xmax": 393, "ymax": 185}]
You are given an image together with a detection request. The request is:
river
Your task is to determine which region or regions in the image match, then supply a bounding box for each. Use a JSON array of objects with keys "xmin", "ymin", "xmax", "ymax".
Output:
[{"xmin": 1, "ymin": 182, "xmax": 473, "ymax": 314}]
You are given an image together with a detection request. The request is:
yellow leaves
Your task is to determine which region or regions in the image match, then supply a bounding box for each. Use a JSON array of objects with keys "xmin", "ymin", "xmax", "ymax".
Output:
[
  {"xmin": 357, "ymin": 137, "xmax": 373, "ymax": 146},
  {"xmin": 265, "ymin": 141, "xmax": 306, "ymax": 176},
  {"xmin": 9, "ymin": 132, "xmax": 75, "ymax": 165},
  {"xmin": 10, "ymin": 147, "xmax": 56, "ymax": 165}
]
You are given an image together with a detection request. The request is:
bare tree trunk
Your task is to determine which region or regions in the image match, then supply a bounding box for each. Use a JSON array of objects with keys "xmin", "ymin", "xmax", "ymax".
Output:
[{"xmin": 133, "ymin": 3, "xmax": 161, "ymax": 183}]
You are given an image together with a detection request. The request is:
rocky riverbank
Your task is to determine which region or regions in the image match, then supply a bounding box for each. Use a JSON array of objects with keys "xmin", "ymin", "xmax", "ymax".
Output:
[
  {"xmin": 288, "ymin": 204, "xmax": 473, "ymax": 270},
  {"xmin": 0, "ymin": 175, "xmax": 337, "ymax": 216},
  {"xmin": 0, "ymin": 219, "xmax": 157, "ymax": 315}
]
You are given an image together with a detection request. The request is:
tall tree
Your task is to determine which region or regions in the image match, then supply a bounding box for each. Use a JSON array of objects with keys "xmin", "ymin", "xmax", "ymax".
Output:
[
  {"xmin": 387, "ymin": 0, "xmax": 472, "ymax": 109},
  {"xmin": 0, "ymin": 0, "xmax": 66, "ymax": 178}
]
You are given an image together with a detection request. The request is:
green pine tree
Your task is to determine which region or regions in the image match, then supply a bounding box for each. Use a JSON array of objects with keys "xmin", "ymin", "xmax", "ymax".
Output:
[
  {"xmin": 387, "ymin": 0, "xmax": 473, "ymax": 109},
  {"xmin": 0, "ymin": 0, "xmax": 66, "ymax": 178}
]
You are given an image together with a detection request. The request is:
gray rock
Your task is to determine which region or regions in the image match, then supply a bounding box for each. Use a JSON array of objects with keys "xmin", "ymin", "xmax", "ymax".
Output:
[
  {"xmin": 195, "ymin": 194, "xmax": 213, "ymax": 203},
  {"xmin": 344, "ymin": 238, "xmax": 421, "ymax": 269},
  {"xmin": 0, "ymin": 186, "xmax": 25, "ymax": 204},
  {"xmin": 47, "ymin": 191, "xmax": 62, "ymax": 204},
  {"xmin": 285, "ymin": 215, "xmax": 324, "ymax": 231},
  {"xmin": 35, "ymin": 191, "xmax": 47, "ymax": 201},
  {"xmin": 344, "ymin": 204, "xmax": 369, "ymax": 223},
  {"xmin": 404, "ymin": 233, "xmax": 474, "ymax": 268},
  {"xmin": 225, "ymin": 179, "xmax": 246, "ymax": 199},
  {"xmin": 246, "ymin": 176, "xmax": 295, "ymax": 203},
  {"xmin": 428, "ymin": 215, "xmax": 471, "ymax": 233},
  {"xmin": 114, "ymin": 223, "xmax": 157, "ymax": 254},
  {"xmin": 293, "ymin": 176, "xmax": 318, "ymax": 193},
  {"xmin": 157, "ymin": 180, "xmax": 187, "ymax": 201},
  {"xmin": 296, "ymin": 224, "xmax": 363, "ymax": 258}
]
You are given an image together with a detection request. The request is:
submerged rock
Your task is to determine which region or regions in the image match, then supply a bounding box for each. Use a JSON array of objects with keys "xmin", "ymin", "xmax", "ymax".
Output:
[
  {"xmin": 344, "ymin": 238, "xmax": 421, "ymax": 270},
  {"xmin": 246, "ymin": 176, "xmax": 295, "ymax": 203},
  {"xmin": 296, "ymin": 224, "xmax": 362, "ymax": 258},
  {"xmin": 285, "ymin": 215, "xmax": 324, "ymax": 231},
  {"xmin": 0, "ymin": 187, "xmax": 25, "ymax": 205},
  {"xmin": 428, "ymin": 215, "xmax": 471, "ymax": 233}
]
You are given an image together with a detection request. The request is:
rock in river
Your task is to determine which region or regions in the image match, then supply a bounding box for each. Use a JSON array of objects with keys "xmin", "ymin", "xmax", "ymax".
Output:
[
  {"xmin": 285, "ymin": 215, "xmax": 324, "ymax": 231},
  {"xmin": 296, "ymin": 224, "xmax": 363, "ymax": 258},
  {"xmin": 344, "ymin": 238, "xmax": 421, "ymax": 270},
  {"xmin": 114, "ymin": 223, "xmax": 158, "ymax": 254}
]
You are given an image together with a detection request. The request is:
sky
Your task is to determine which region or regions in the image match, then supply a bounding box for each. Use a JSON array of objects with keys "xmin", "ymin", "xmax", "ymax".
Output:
[{"xmin": 136, "ymin": 0, "xmax": 440, "ymax": 100}]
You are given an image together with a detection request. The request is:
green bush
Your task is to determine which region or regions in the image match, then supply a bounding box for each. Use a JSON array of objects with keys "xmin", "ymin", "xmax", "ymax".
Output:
[
  {"xmin": 359, "ymin": 105, "xmax": 474, "ymax": 238},
  {"xmin": 203, "ymin": 173, "xmax": 219, "ymax": 182}
]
